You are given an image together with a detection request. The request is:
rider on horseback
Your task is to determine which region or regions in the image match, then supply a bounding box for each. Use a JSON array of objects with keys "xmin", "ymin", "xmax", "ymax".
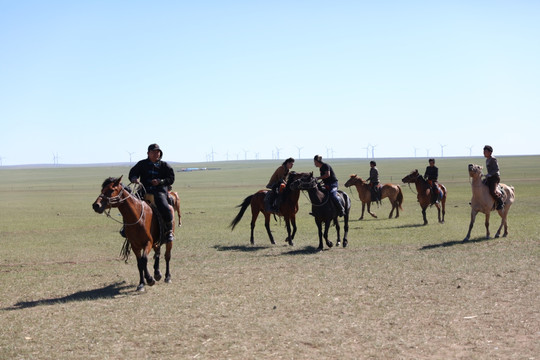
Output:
[
  {"xmin": 424, "ymin": 158, "xmax": 439, "ymax": 204},
  {"xmin": 367, "ymin": 161, "xmax": 381, "ymax": 203},
  {"xmin": 314, "ymin": 155, "xmax": 344, "ymax": 217},
  {"xmin": 129, "ymin": 144, "xmax": 176, "ymax": 242},
  {"xmin": 483, "ymin": 145, "xmax": 504, "ymax": 210},
  {"xmin": 266, "ymin": 157, "xmax": 294, "ymax": 212}
]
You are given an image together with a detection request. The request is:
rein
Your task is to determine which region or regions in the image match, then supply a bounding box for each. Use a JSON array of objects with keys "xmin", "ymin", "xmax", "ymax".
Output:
[{"xmin": 298, "ymin": 180, "xmax": 331, "ymax": 207}]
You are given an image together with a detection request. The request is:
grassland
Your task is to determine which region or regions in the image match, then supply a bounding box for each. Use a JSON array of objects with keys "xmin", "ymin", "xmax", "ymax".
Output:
[{"xmin": 1, "ymin": 156, "xmax": 539, "ymax": 359}]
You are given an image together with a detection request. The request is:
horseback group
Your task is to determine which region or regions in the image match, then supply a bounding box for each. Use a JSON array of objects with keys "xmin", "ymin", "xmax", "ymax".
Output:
[{"xmin": 93, "ymin": 143, "xmax": 514, "ymax": 290}]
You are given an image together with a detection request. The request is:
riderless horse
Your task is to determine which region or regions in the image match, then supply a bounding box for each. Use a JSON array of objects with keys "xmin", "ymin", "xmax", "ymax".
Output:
[
  {"xmin": 229, "ymin": 172, "xmax": 308, "ymax": 246},
  {"xmin": 290, "ymin": 173, "xmax": 351, "ymax": 251},
  {"xmin": 344, "ymin": 175, "xmax": 403, "ymax": 220},
  {"xmin": 463, "ymin": 164, "xmax": 515, "ymax": 241},
  {"xmin": 402, "ymin": 169, "xmax": 447, "ymax": 225},
  {"xmin": 92, "ymin": 176, "xmax": 173, "ymax": 291}
]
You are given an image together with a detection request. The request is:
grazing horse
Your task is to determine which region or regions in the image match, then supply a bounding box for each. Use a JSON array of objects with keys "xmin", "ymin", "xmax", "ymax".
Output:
[
  {"xmin": 290, "ymin": 173, "xmax": 351, "ymax": 250},
  {"xmin": 344, "ymin": 175, "xmax": 403, "ymax": 220},
  {"xmin": 402, "ymin": 169, "xmax": 447, "ymax": 225},
  {"xmin": 229, "ymin": 172, "xmax": 308, "ymax": 246},
  {"xmin": 463, "ymin": 164, "xmax": 515, "ymax": 241},
  {"xmin": 92, "ymin": 176, "xmax": 173, "ymax": 291}
]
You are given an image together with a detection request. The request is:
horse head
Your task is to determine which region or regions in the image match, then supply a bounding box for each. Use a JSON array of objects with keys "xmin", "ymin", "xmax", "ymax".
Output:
[
  {"xmin": 290, "ymin": 172, "xmax": 317, "ymax": 191},
  {"xmin": 344, "ymin": 174, "xmax": 363, "ymax": 187},
  {"xmin": 92, "ymin": 176, "xmax": 124, "ymax": 214},
  {"xmin": 468, "ymin": 164, "xmax": 483, "ymax": 179},
  {"xmin": 402, "ymin": 169, "xmax": 420, "ymax": 183}
]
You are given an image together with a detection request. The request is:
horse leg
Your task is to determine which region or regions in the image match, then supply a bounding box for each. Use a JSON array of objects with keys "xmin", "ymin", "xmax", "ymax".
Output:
[
  {"xmin": 335, "ymin": 218, "xmax": 341, "ymax": 247},
  {"xmin": 164, "ymin": 241, "xmax": 172, "ymax": 283},
  {"xmin": 342, "ymin": 211, "xmax": 349, "ymax": 248},
  {"xmin": 367, "ymin": 202, "xmax": 377, "ymax": 218},
  {"xmin": 263, "ymin": 213, "xmax": 275, "ymax": 245},
  {"xmin": 388, "ymin": 200, "xmax": 395, "ymax": 219},
  {"xmin": 142, "ymin": 242, "xmax": 155, "ymax": 287},
  {"xmin": 359, "ymin": 202, "xmax": 365, "ymax": 220},
  {"xmin": 440, "ymin": 196, "xmax": 446, "ymax": 223},
  {"xmin": 285, "ymin": 216, "xmax": 296, "ymax": 246},
  {"xmin": 422, "ymin": 206, "xmax": 428, "ymax": 225},
  {"xmin": 316, "ymin": 219, "xmax": 324, "ymax": 251},
  {"xmin": 463, "ymin": 209, "xmax": 478, "ymax": 242},
  {"xmin": 136, "ymin": 255, "xmax": 146, "ymax": 291},
  {"xmin": 484, "ymin": 212, "xmax": 491, "ymax": 239},
  {"xmin": 324, "ymin": 219, "xmax": 334, "ymax": 249},
  {"xmin": 153, "ymin": 246, "xmax": 162, "ymax": 282},
  {"xmin": 249, "ymin": 208, "xmax": 259, "ymax": 245}
]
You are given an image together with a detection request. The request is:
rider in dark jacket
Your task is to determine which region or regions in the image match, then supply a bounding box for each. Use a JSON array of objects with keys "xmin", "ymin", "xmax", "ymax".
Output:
[
  {"xmin": 129, "ymin": 143, "xmax": 176, "ymax": 242},
  {"xmin": 424, "ymin": 158, "xmax": 439, "ymax": 204}
]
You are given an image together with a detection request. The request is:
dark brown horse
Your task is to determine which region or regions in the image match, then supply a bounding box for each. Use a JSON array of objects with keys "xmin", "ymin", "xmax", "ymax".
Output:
[
  {"xmin": 229, "ymin": 172, "xmax": 308, "ymax": 246},
  {"xmin": 402, "ymin": 169, "xmax": 446, "ymax": 225},
  {"xmin": 290, "ymin": 173, "xmax": 351, "ymax": 250},
  {"xmin": 92, "ymin": 176, "xmax": 173, "ymax": 291},
  {"xmin": 344, "ymin": 175, "xmax": 403, "ymax": 220}
]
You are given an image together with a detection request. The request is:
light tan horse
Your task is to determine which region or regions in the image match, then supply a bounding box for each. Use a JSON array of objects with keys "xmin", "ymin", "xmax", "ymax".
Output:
[
  {"xmin": 344, "ymin": 175, "xmax": 403, "ymax": 220},
  {"xmin": 463, "ymin": 164, "xmax": 515, "ymax": 241},
  {"xmin": 169, "ymin": 190, "xmax": 182, "ymax": 226}
]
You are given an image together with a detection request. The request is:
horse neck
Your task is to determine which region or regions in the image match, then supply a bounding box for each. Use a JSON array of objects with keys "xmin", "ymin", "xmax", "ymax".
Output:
[
  {"xmin": 306, "ymin": 186, "xmax": 325, "ymax": 204},
  {"xmin": 415, "ymin": 176, "xmax": 428, "ymax": 191},
  {"xmin": 116, "ymin": 189, "xmax": 144, "ymax": 221}
]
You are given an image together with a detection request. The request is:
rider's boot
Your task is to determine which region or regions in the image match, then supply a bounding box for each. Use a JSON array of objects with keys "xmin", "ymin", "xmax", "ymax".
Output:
[
  {"xmin": 165, "ymin": 221, "xmax": 175, "ymax": 242},
  {"xmin": 119, "ymin": 226, "xmax": 126, "ymax": 238},
  {"xmin": 496, "ymin": 197, "xmax": 504, "ymax": 210}
]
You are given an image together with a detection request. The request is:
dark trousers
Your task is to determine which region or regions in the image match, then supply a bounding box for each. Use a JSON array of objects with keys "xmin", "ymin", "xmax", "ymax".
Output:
[
  {"xmin": 486, "ymin": 175, "xmax": 501, "ymax": 200},
  {"xmin": 151, "ymin": 190, "xmax": 173, "ymax": 222}
]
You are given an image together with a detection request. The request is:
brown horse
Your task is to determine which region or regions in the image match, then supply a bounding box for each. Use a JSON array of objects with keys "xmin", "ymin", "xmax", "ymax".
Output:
[
  {"xmin": 229, "ymin": 172, "xmax": 308, "ymax": 246},
  {"xmin": 402, "ymin": 169, "xmax": 446, "ymax": 225},
  {"xmin": 169, "ymin": 190, "xmax": 182, "ymax": 226},
  {"xmin": 463, "ymin": 164, "xmax": 515, "ymax": 241},
  {"xmin": 344, "ymin": 175, "xmax": 403, "ymax": 220},
  {"xmin": 92, "ymin": 176, "xmax": 173, "ymax": 291}
]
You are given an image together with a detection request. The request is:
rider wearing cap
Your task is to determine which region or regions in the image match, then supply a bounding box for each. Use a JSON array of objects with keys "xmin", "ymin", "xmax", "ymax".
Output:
[
  {"xmin": 483, "ymin": 145, "xmax": 504, "ymax": 210},
  {"xmin": 129, "ymin": 144, "xmax": 176, "ymax": 242}
]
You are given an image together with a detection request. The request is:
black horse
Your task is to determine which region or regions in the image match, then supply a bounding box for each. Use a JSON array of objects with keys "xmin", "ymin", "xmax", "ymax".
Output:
[{"xmin": 290, "ymin": 172, "xmax": 351, "ymax": 251}]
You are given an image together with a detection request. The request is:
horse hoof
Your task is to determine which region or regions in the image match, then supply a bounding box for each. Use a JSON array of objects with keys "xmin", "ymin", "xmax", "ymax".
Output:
[
  {"xmin": 327, "ymin": 242, "xmax": 333, "ymax": 248},
  {"xmin": 147, "ymin": 278, "xmax": 155, "ymax": 287},
  {"xmin": 288, "ymin": 241, "xmax": 294, "ymax": 246},
  {"xmin": 336, "ymin": 241, "xmax": 341, "ymax": 247},
  {"xmin": 137, "ymin": 284, "xmax": 145, "ymax": 292},
  {"xmin": 165, "ymin": 276, "xmax": 172, "ymax": 283},
  {"xmin": 343, "ymin": 239, "xmax": 348, "ymax": 248},
  {"xmin": 154, "ymin": 271, "xmax": 162, "ymax": 282}
]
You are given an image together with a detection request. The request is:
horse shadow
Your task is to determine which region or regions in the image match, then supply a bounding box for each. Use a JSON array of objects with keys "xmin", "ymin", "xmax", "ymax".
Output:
[
  {"xmin": 2, "ymin": 281, "xmax": 132, "ymax": 311},
  {"xmin": 281, "ymin": 245, "xmax": 323, "ymax": 255},
  {"xmin": 381, "ymin": 223, "xmax": 426, "ymax": 230},
  {"xmin": 213, "ymin": 244, "xmax": 268, "ymax": 252},
  {"xmin": 420, "ymin": 237, "xmax": 492, "ymax": 250}
]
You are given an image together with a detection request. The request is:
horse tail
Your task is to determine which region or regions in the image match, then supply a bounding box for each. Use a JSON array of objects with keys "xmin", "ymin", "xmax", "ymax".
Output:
[
  {"xmin": 119, "ymin": 238, "xmax": 131, "ymax": 263},
  {"xmin": 229, "ymin": 195, "xmax": 253, "ymax": 230},
  {"xmin": 396, "ymin": 185, "xmax": 404, "ymax": 210}
]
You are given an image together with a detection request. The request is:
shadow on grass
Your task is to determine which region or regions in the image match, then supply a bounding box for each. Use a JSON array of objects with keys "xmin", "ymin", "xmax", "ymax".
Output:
[
  {"xmin": 2, "ymin": 281, "xmax": 132, "ymax": 311},
  {"xmin": 420, "ymin": 237, "xmax": 492, "ymax": 250},
  {"xmin": 213, "ymin": 244, "xmax": 268, "ymax": 252},
  {"xmin": 382, "ymin": 223, "xmax": 426, "ymax": 230},
  {"xmin": 281, "ymin": 245, "xmax": 322, "ymax": 255}
]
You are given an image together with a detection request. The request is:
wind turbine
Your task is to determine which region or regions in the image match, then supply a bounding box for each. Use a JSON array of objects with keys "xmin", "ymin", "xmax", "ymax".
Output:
[
  {"xmin": 275, "ymin": 147, "xmax": 282, "ymax": 160},
  {"xmin": 0, "ymin": 156, "xmax": 4, "ymax": 166},
  {"xmin": 440, "ymin": 144, "xmax": 447, "ymax": 158},
  {"xmin": 52, "ymin": 153, "xmax": 59, "ymax": 166},
  {"xmin": 209, "ymin": 147, "xmax": 217, "ymax": 162},
  {"xmin": 127, "ymin": 151, "xmax": 135, "ymax": 165},
  {"xmin": 370, "ymin": 144, "xmax": 377, "ymax": 159},
  {"xmin": 426, "ymin": 148, "xmax": 430, "ymax": 157},
  {"xmin": 243, "ymin": 149, "xmax": 249, "ymax": 160},
  {"xmin": 296, "ymin": 146, "xmax": 303, "ymax": 159},
  {"xmin": 362, "ymin": 146, "xmax": 369, "ymax": 159},
  {"xmin": 466, "ymin": 145, "xmax": 474, "ymax": 156},
  {"xmin": 413, "ymin": 147, "xmax": 420, "ymax": 158}
]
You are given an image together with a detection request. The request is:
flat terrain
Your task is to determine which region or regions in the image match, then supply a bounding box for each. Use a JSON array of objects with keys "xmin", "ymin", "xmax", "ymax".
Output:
[{"xmin": 1, "ymin": 156, "xmax": 539, "ymax": 359}]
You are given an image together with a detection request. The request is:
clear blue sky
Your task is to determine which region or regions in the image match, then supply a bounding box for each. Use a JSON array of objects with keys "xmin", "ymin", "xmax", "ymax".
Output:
[{"xmin": 1, "ymin": 1, "xmax": 539, "ymax": 165}]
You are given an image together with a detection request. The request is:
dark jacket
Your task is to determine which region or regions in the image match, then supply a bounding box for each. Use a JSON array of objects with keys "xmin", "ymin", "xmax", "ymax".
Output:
[
  {"xmin": 424, "ymin": 166, "xmax": 438, "ymax": 181},
  {"xmin": 129, "ymin": 159, "xmax": 175, "ymax": 193}
]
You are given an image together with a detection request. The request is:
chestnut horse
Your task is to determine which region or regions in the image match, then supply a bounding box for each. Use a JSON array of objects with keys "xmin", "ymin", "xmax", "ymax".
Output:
[
  {"xmin": 344, "ymin": 175, "xmax": 403, "ymax": 220},
  {"xmin": 92, "ymin": 176, "xmax": 173, "ymax": 291},
  {"xmin": 169, "ymin": 189, "xmax": 182, "ymax": 226},
  {"xmin": 402, "ymin": 169, "xmax": 446, "ymax": 225},
  {"xmin": 290, "ymin": 173, "xmax": 350, "ymax": 250},
  {"xmin": 229, "ymin": 172, "xmax": 309, "ymax": 246},
  {"xmin": 463, "ymin": 164, "xmax": 515, "ymax": 241}
]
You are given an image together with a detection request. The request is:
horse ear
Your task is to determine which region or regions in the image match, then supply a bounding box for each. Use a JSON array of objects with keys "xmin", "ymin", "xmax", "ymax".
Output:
[
  {"xmin": 115, "ymin": 175, "xmax": 123, "ymax": 186},
  {"xmin": 350, "ymin": 174, "xmax": 356, "ymax": 178}
]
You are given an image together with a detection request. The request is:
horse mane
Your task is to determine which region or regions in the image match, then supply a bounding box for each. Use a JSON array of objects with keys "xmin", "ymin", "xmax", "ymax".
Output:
[{"xmin": 101, "ymin": 177, "xmax": 119, "ymax": 188}]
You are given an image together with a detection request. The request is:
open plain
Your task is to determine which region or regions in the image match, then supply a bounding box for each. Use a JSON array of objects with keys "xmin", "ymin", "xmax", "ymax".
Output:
[{"xmin": 1, "ymin": 156, "xmax": 539, "ymax": 359}]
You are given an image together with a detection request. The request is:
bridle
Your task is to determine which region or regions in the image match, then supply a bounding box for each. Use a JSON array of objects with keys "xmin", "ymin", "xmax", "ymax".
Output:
[
  {"xmin": 295, "ymin": 177, "xmax": 331, "ymax": 207},
  {"xmin": 99, "ymin": 182, "xmax": 146, "ymax": 226}
]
